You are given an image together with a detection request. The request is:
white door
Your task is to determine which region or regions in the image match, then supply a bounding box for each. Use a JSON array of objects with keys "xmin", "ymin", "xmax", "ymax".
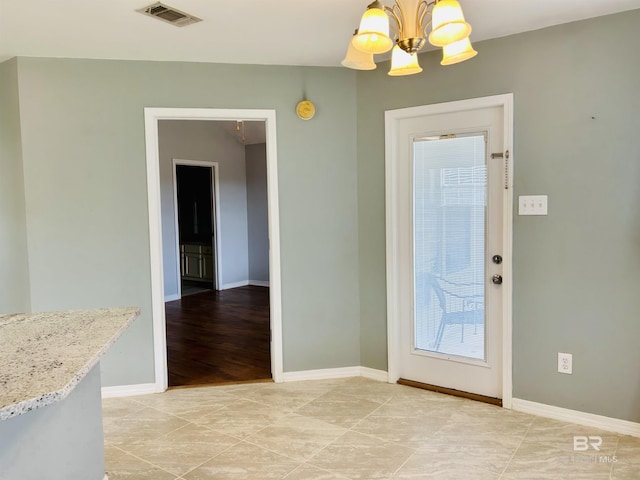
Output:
[{"xmin": 386, "ymin": 95, "xmax": 513, "ymax": 400}]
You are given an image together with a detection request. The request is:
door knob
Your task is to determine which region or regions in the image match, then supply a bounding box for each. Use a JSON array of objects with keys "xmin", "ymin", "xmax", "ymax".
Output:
[
  {"xmin": 492, "ymin": 255, "xmax": 502, "ymax": 265},
  {"xmin": 492, "ymin": 274, "xmax": 503, "ymax": 285}
]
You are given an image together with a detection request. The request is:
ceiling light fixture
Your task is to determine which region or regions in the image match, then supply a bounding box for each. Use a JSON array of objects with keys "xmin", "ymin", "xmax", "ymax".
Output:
[
  {"xmin": 342, "ymin": 0, "xmax": 477, "ymax": 76},
  {"xmin": 236, "ymin": 120, "xmax": 246, "ymax": 144}
]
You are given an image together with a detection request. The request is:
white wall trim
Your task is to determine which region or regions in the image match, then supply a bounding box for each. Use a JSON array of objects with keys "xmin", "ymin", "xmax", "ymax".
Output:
[
  {"xmin": 360, "ymin": 367, "xmax": 389, "ymax": 382},
  {"xmin": 282, "ymin": 367, "xmax": 362, "ymax": 382},
  {"xmin": 501, "ymin": 94, "xmax": 515, "ymax": 410},
  {"xmin": 221, "ymin": 280, "xmax": 270, "ymax": 289},
  {"xmin": 143, "ymin": 109, "xmax": 168, "ymax": 393},
  {"xmin": 172, "ymin": 159, "xmax": 222, "ymax": 295},
  {"xmin": 102, "ymin": 368, "xmax": 389, "ymax": 395},
  {"xmin": 171, "ymin": 159, "xmax": 182, "ymax": 300},
  {"xmin": 143, "ymin": 107, "xmax": 284, "ymax": 392},
  {"xmin": 384, "ymin": 94, "xmax": 514, "ymax": 407},
  {"xmin": 221, "ymin": 280, "xmax": 249, "ymax": 290},
  {"xmin": 512, "ymin": 398, "xmax": 640, "ymax": 438},
  {"xmin": 101, "ymin": 383, "xmax": 160, "ymax": 398},
  {"xmin": 164, "ymin": 293, "xmax": 180, "ymax": 302},
  {"xmin": 282, "ymin": 366, "xmax": 389, "ymax": 383}
]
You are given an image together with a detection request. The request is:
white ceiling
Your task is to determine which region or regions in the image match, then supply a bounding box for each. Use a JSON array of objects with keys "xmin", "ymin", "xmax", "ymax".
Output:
[{"xmin": 1, "ymin": 0, "xmax": 639, "ymax": 66}]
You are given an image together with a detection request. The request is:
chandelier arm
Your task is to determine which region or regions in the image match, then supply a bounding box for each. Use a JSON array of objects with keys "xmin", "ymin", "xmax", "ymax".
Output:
[
  {"xmin": 385, "ymin": 5, "xmax": 402, "ymax": 42},
  {"xmin": 422, "ymin": 11, "xmax": 433, "ymax": 38},
  {"xmin": 416, "ymin": 1, "xmax": 430, "ymax": 40}
]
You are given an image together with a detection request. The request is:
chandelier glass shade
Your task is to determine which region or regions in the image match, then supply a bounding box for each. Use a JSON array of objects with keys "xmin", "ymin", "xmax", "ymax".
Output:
[
  {"xmin": 342, "ymin": 0, "xmax": 476, "ymax": 76},
  {"xmin": 353, "ymin": 5, "xmax": 394, "ymax": 54},
  {"xmin": 388, "ymin": 44, "xmax": 423, "ymax": 76},
  {"xmin": 428, "ymin": 0, "xmax": 471, "ymax": 47},
  {"xmin": 440, "ymin": 36, "xmax": 477, "ymax": 65},
  {"xmin": 342, "ymin": 32, "xmax": 377, "ymax": 70}
]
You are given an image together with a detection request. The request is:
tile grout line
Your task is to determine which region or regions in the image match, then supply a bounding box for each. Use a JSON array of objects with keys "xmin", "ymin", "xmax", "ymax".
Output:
[
  {"xmin": 389, "ymin": 448, "xmax": 418, "ymax": 478},
  {"xmin": 170, "ymin": 404, "xmax": 229, "ymax": 423},
  {"xmin": 171, "ymin": 438, "xmax": 246, "ymax": 479},
  {"xmin": 108, "ymin": 408, "xmax": 200, "ymax": 453},
  {"xmin": 388, "ymin": 394, "xmax": 456, "ymax": 479},
  {"xmin": 497, "ymin": 418, "xmax": 534, "ymax": 480},
  {"xmin": 121, "ymin": 382, "xmax": 362, "ymax": 476},
  {"xmin": 288, "ymin": 387, "xmax": 381, "ymax": 472},
  {"xmin": 127, "ymin": 382, "xmax": 346, "ymax": 477},
  {"xmin": 221, "ymin": 383, "xmax": 343, "ymax": 414},
  {"xmin": 345, "ymin": 392, "xmax": 452, "ymax": 450},
  {"xmin": 345, "ymin": 392, "xmax": 393, "ymax": 431},
  {"xmin": 609, "ymin": 433, "xmax": 621, "ymax": 480},
  {"xmin": 106, "ymin": 401, "xmax": 247, "ymax": 478},
  {"xmin": 215, "ymin": 394, "xmax": 348, "ymax": 467},
  {"xmin": 241, "ymin": 433, "xmax": 333, "ymax": 466},
  {"xmin": 106, "ymin": 444, "xmax": 181, "ymax": 478},
  {"xmin": 346, "ymin": 392, "xmax": 419, "ymax": 478}
]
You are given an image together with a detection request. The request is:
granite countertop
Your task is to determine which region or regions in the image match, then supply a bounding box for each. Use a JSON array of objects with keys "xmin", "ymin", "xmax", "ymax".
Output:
[{"xmin": 0, "ymin": 307, "xmax": 140, "ymax": 421}]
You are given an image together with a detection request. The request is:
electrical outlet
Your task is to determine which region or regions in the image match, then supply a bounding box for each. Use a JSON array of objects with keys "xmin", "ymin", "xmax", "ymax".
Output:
[{"xmin": 558, "ymin": 352, "xmax": 572, "ymax": 374}]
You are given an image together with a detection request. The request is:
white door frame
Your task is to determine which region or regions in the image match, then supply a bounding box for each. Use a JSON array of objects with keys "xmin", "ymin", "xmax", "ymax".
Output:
[
  {"xmin": 144, "ymin": 107, "xmax": 283, "ymax": 391},
  {"xmin": 385, "ymin": 94, "xmax": 514, "ymax": 408},
  {"xmin": 172, "ymin": 159, "xmax": 222, "ymax": 295}
]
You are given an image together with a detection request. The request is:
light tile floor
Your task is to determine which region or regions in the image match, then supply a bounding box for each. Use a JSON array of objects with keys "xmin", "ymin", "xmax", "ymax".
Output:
[{"xmin": 102, "ymin": 377, "xmax": 640, "ymax": 480}]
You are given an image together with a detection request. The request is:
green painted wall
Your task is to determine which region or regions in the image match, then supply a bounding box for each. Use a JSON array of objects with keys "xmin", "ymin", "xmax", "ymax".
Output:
[
  {"xmin": 357, "ymin": 10, "xmax": 640, "ymax": 421},
  {"xmin": 14, "ymin": 58, "xmax": 360, "ymax": 384},
  {"xmin": 0, "ymin": 58, "xmax": 30, "ymax": 313}
]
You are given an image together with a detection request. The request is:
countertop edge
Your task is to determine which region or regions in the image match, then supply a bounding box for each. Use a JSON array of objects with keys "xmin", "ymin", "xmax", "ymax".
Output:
[{"xmin": 0, "ymin": 307, "xmax": 140, "ymax": 421}]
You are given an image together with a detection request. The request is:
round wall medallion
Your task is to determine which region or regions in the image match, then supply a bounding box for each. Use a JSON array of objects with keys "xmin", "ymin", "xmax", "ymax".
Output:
[{"xmin": 296, "ymin": 100, "xmax": 316, "ymax": 120}]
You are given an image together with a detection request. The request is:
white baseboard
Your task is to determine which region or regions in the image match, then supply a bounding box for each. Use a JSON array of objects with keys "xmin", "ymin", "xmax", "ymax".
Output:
[
  {"xmin": 282, "ymin": 366, "xmax": 388, "ymax": 383},
  {"xmin": 283, "ymin": 367, "xmax": 361, "ymax": 382},
  {"xmin": 221, "ymin": 280, "xmax": 249, "ymax": 290},
  {"xmin": 102, "ymin": 369, "xmax": 388, "ymax": 400},
  {"xmin": 164, "ymin": 293, "xmax": 180, "ymax": 302},
  {"xmin": 512, "ymin": 398, "xmax": 640, "ymax": 438},
  {"xmin": 220, "ymin": 280, "xmax": 270, "ymax": 289},
  {"xmin": 360, "ymin": 367, "xmax": 389, "ymax": 382},
  {"xmin": 101, "ymin": 383, "xmax": 160, "ymax": 399}
]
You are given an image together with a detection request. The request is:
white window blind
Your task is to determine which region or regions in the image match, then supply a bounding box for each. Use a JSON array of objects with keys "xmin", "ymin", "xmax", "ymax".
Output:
[{"xmin": 413, "ymin": 135, "xmax": 486, "ymax": 360}]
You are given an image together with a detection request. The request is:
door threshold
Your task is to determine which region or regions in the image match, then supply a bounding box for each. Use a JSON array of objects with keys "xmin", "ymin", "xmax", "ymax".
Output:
[
  {"xmin": 398, "ymin": 378, "xmax": 502, "ymax": 407},
  {"xmin": 168, "ymin": 378, "xmax": 274, "ymax": 390}
]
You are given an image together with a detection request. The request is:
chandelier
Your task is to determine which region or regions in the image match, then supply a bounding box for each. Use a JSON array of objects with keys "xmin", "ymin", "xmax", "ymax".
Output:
[{"xmin": 342, "ymin": 0, "xmax": 477, "ymax": 76}]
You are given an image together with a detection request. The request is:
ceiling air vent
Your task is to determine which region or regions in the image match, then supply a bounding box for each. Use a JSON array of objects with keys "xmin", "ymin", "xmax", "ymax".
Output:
[{"xmin": 137, "ymin": 2, "xmax": 202, "ymax": 27}]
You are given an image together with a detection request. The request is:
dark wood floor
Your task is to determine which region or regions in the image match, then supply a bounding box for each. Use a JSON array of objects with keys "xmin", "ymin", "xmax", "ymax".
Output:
[{"xmin": 165, "ymin": 286, "xmax": 271, "ymax": 387}]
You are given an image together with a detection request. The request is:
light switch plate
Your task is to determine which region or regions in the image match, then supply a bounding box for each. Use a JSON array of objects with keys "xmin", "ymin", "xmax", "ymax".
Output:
[{"xmin": 519, "ymin": 195, "xmax": 548, "ymax": 215}]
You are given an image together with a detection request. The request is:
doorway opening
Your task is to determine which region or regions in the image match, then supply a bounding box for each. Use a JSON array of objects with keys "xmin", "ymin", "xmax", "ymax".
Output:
[
  {"xmin": 162, "ymin": 120, "xmax": 272, "ymax": 386},
  {"xmin": 174, "ymin": 162, "xmax": 218, "ymax": 297},
  {"xmin": 144, "ymin": 108, "xmax": 283, "ymax": 392}
]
